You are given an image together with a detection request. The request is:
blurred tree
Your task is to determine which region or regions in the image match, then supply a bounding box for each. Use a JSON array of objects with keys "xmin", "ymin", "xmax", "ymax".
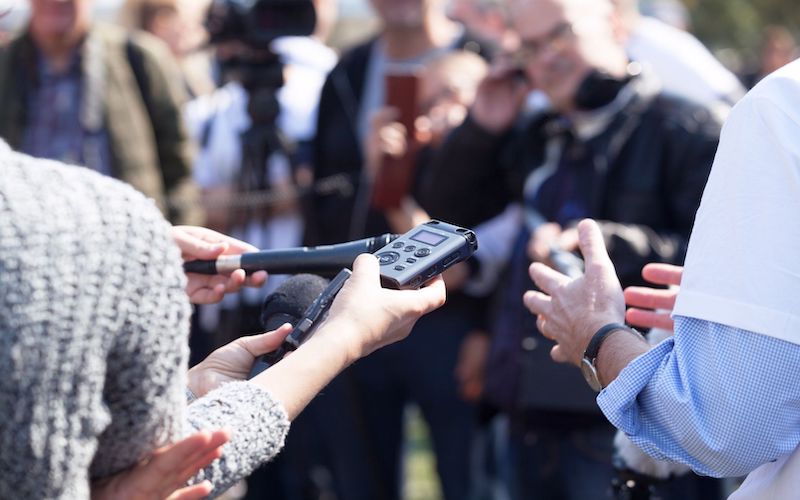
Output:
[{"xmin": 682, "ymin": 0, "xmax": 800, "ymax": 57}]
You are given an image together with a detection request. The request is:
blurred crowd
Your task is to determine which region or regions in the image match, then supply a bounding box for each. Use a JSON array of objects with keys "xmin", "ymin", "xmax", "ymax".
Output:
[{"xmin": 0, "ymin": 0, "xmax": 797, "ymax": 499}]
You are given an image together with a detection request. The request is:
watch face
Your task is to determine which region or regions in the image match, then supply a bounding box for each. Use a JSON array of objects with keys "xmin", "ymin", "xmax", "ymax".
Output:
[{"xmin": 581, "ymin": 358, "xmax": 603, "ymax": 392}]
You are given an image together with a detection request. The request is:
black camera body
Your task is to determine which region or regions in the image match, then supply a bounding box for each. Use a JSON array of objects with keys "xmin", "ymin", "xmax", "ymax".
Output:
[
  {"xmin": 374, "ymin": 220, "xmax": 478, "ymax": 290},
  {"xmin": 203, "ymin": 0, "xmax": 317, "ymax": 196},
  {"xmin": 205, "ymin": 0, "xmax": 316, "ymax": 50}
]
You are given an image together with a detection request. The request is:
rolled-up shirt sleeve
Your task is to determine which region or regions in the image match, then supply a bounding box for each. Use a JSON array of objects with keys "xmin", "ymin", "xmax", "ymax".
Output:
[{"xmin": 598, "ymin": 315, "xmax": 800, "ymax": 477}]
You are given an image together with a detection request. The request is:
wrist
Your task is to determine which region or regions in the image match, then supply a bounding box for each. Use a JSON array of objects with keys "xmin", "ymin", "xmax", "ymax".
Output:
[
  {"xmin": 304, "ymin": 318, "xmax": 364, "ymax": 367},
  {"xmin": 595, "ymin": 328, "xmax": 650, "ymax": 388},
  {"xmin": 581, "ymin": 322, "xmax": 643, "ymax": 391},
  {"xmin": 186, "ymin": 365, "xmax": 211, "ymax": 399}
]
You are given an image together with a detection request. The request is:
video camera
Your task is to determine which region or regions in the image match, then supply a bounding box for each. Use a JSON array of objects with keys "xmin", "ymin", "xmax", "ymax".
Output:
[
  {"xmin": 204, "ymin": 0, "xmax": 316, "ymax": 92},
  {"xmin": 202, "ymin": 0, "xmax": 317, "ymax": 198},
  {"xmin": 205, "ymin": 0, "xmax": 316, "ymax": 51}
]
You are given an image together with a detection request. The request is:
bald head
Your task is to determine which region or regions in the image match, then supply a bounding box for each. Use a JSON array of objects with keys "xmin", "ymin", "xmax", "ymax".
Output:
[{"xmin": 508, "ymin": 0, "xmax": 628, "ymax": 112}]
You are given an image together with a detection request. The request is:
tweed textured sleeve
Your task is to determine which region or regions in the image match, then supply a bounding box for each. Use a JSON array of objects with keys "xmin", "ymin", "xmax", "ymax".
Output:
[
  {"xmin": 187, "ymin": 382, "xmax": 290, "ymax": 497},
  {"xmin": 0, "ymin": 145, "xmax": 289, "ymax": 499}
]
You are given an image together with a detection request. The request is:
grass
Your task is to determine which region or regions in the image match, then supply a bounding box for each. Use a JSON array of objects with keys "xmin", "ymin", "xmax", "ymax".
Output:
[{"xmin": 403, "ymin": 405, "xmax": 445, "ymax": 500}]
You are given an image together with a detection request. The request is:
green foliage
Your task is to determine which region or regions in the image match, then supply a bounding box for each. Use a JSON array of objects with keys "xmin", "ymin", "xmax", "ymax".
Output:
[{"xmin": 683, "ymin": 0, "xmax": 800, "ymax": 55}]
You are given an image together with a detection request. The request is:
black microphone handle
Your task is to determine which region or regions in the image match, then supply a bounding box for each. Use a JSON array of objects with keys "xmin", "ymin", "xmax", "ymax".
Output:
[
  {"xmin": 238, "ymin": 247, "xmax": 362, "ymax": 275},
  {"xmin": 183, "ymin": 234, "xmax": 398, "ymax": 275}
]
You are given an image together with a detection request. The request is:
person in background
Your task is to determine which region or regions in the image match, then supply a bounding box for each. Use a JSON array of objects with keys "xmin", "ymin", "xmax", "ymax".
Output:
[
  {"xmin": 446, "ymin": 0, "xmax": 510, "ymax": 51},
  {"xmin": 121, "ymin": 0, "xmax": 216, "ymax": 97},
  {"xmin": 306, "ymin": 2, "xmax": 494, "ymax": 496},
  {"xmin": 525, "ymin": 57, "xmax": 800, "ymax": 500},
  {"xmin": 184, "ymin": 1, "xmax": 339, "ymax": 496},
  {"xmin": 183, "ymin": 0, "xmax": 339, "ymax": 360},
  {"xmin": 613, "ymin": 0, "xmax": 745, "ymax": 109},
  {"xmin": 0, "ymin": 0, "xmax": 202, "ymax": 225},
  {"xmin": 740, "ymin": 25, "xmax": 798, "ymax": 89},
  {"xmin": 423, "ymin": 0, "xmax": 723, "ymax": 497}
]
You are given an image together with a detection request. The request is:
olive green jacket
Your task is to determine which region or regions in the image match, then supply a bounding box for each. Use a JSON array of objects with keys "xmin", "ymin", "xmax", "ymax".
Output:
[{"xmin": 0, "ymin": 23, "xmax": 202, "ymax": 224}]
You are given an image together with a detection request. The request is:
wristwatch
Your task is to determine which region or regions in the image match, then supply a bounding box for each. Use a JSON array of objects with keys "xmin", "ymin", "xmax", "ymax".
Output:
[{"xmin": 581, "ymin": 323, "xmax": 643, "ymax": 392}]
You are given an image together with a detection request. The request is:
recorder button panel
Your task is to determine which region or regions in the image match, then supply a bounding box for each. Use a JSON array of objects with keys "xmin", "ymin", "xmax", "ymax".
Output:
[
  {"xmin": 377, "ymin": 251, "xmax": 401, "ymax": 266},
  {"xmin": 374, "ymin": 220, "xmax": 478, "ymax": 289}
]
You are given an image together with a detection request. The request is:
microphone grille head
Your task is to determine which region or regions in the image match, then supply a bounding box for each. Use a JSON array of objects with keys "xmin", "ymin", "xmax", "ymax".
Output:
[{"xmin": 260, "ymin": 274, "xmax": 329, "ymax": 331}]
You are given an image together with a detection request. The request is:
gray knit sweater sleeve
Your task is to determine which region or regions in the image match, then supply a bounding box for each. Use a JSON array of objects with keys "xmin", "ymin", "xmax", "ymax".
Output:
[{"xmin": 0, "ymin": 143, "xmax": 289, "ymax": 499}]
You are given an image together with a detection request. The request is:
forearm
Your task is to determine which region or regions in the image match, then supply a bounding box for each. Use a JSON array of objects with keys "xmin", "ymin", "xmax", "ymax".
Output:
[
  {"xmin": 598, "ymin": 317, "xmax": 800, "ymax": 477},
  {"xmin": 249, "ymin": 320, "xmax": 356, "ymax": 420},
  {"xmin": 181, "ymin": 319, "xmax": 357, "ymax": 496},
  {"xmin": 595, "ymin": 329, "xmax": 651, "ymax": 388}
]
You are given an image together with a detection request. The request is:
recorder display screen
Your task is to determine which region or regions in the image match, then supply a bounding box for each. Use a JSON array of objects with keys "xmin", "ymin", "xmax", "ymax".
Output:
[{"xmin": 410, "ymin": 230, "xmax": 447, "ymax": 246}]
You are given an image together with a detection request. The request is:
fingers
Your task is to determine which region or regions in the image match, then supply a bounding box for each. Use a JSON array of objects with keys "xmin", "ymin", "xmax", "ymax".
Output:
[
  {"xmin": 550, "ymin": 344, "xmax": 570, "ymax": 364},
  {"xmin": 173, "ymin": 226, "xmax": 259, "ymax": 257},
  {"xmin": 186, "ymin": 280, "xmax": 226, "ymax": 305},
  {"xmin": 528, "ymin": 262, "xmax": 569, "ymax": 295},
  {"xmin": 413, "ymin": 275, "xmax": 447, "ymax": 312},
  {"xmin": 172, "ymin": 226, "xmax": 228, "ymax": 260},
  {"xmin": 641, "ymin": 263, "xmax": 683, "ymax": 287},
  {"xmin": 379, "ymin": 123, "xmax": 409, "ymax": 158},
  {"xmin": 172, "ymin": 430, "xmax": 229, "ymax": 482},
  {"xmin": 188, "ymin": 269, "xmax": 268, "ymax": 305},
  {"xmin": 528, "ymin": 222, "xmax": 561, "ymax": 262},
  {"xmin": 244, "ymin": 270, "xmax": 269, "ymax": 289},
  {"xmin": 576, "ymin": 219, "xmax": 614, "ymax": 277},
  {"xmin": 352, "ymin": 253, "xmax": 380, "ymax": 282},
  {"xmin": 370, "ymin": 106, "xmax": 400, "ymax": 127},
  {"xmin": 219, "ymin": 237, "xmax": 259, "ymax": 255},
  {"xmin": 165, "ymin": 481, "xmax": 214, "ymax": 500},
  {"xmin": 559, "ymin": 227, "xmax": 579, "ymax": 252},
  {"xmin": 623, "ymin": 286, "xmax": 677, "ymax": 311},
  {"xmin": 523, "ymin": 289, "xmax": 551, "ymax": 316},
  {"xmin": 237, "ymin": 324, "xmax": 293, "ymax": 357},
  {"xmin": 142, "ymin": 429, "xmax": 230, "ymax": 498},
  {"xmin": 626, "ymin": 308, "xmax": 675, "ymax": 331}
]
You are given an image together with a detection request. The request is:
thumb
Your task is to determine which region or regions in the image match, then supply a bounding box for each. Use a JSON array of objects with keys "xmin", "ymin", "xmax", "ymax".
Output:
[
  {"xmin": 237, "ymin": 324, "xmax": 293, "ymax": 357},
  {"xmin": 577, "ymin": 219, "xmax": 615, "ymax": 278}
]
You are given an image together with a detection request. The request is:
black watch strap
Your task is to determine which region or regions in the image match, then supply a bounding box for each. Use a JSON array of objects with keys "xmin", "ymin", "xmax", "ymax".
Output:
[{"xmin": 584, "ymin": 323, "xmax": 634, "ymax": 361}]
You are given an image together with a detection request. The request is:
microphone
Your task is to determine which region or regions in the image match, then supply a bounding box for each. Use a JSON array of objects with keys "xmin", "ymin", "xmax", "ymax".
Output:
[
  {"xmin": 249, "ymin": 270, "xmax": 352, "ymax": 377},
  {"xmin": 260, "ymin": 274, "xmax": 330, "ymax": 332},
  {"xmin": 183, "ymin": 234, "xmax": 398, "ymax": 276}
]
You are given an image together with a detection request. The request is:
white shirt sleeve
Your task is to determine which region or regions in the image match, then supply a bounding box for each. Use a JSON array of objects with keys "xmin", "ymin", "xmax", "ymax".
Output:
[{"xmin": 673, "ymin": 61, "xmax": 800, "ymax": 345}]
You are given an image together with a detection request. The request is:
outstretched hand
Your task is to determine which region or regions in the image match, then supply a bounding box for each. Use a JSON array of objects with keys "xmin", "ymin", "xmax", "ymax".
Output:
[
  {"xmin": 523, "ymin": 219, "xmax": 625, "ymax": 366},
  {"xmin": 624, "ymin": 264, "xmax": 683, "ymax": 332},
  {"xmin": 171, "ymin": 226, "xmax": 268, "ymax": 304},
  {"xmin": 187, "ymin": 324, "xmax": 293, "ymax": 398},
  {"xmin": 322, "ymin": 254, "xmax": 447, "ymax": 361},
  {"xmin": 91, "ymin": 429, "xmax": 230, "ymax": 500}
]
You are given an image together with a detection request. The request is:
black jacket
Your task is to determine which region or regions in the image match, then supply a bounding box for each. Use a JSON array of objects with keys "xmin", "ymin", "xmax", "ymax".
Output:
[
  {"xmin": 422, "ymin": 74, "xmax": 724, "ymax": 417},
  {"xmin": 423, "ymin": 74, "xmax": 722, "ymax": 286},
  {"xmin": 307, "ymin": 34, "xmax": 493, "ymax": 246}
]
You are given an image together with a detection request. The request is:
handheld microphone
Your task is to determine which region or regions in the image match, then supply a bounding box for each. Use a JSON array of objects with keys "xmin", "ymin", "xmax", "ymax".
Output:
[
  {"xmin": 183, "ymin": 234, "xmax": 398, "ymax": 276},
  {"xmin": 249, "ymin": 270, "xmax": 352, "ymax": 377},
  {"xmin": 524, "ymin": 209, "xmax": 584, "ymax": 278}
]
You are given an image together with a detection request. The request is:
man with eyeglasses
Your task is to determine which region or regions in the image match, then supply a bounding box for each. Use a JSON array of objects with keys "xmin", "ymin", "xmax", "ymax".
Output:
[{"xmin": 423, "ymin": 0, "xmax": 725, "ymax": 497}]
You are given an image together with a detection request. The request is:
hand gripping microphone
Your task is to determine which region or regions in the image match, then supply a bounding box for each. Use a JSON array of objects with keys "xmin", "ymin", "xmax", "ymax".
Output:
[
  {"xmin": 183, "ymin": 234, "xmax": 398, "ymax": 276},
  {"xmin": 248, "ymin": 270, "xmax": 352, "ymax": 378}
]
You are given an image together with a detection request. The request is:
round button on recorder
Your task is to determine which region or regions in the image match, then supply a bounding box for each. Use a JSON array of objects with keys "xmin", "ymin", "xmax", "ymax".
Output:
[
  {"xmin": 377, "ymin": 252, "xmax": 401, "ymax": 265},
  {"xmin": 414, "ymin": 248, "xmax": 431, "ymax": 257}
]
